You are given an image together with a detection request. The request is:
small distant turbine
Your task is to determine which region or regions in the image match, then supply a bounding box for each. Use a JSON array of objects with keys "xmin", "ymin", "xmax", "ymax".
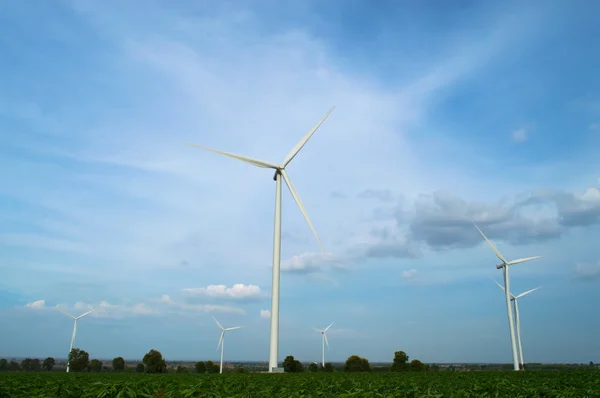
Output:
[
  {"xmin": 213, "ymin": 316, "xmax": 242, "ymax": 374},
  {"xmin": 492, "ymin": 279, "xmax": 541, "ymax": 370},
  {"xmin": 473, "ymin": 222, "xmax": 542, "ymax": 371},
  {"xmin": 313, "ymin": 322, "xmax": 334, "ymax": 367},
  {"xmin": 59, "ymin": 308, "xmax": 95, "ymax": 372}
]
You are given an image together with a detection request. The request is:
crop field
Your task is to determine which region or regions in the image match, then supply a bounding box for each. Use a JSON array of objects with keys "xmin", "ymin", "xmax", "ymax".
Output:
[{"xmin": 1, "ymin": 370, "xmax": 599, "ymax": 397}]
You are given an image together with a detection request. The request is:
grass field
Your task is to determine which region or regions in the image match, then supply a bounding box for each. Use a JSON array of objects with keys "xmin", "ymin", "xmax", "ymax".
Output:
[{"xmin": 1, "ymin": 370, "xmax": 599, "ymax": 397}]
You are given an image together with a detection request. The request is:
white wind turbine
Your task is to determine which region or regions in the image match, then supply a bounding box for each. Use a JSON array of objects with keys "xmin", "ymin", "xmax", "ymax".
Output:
[
  {"xmin": 313, "ymin": 322, "xmax": 334, "ymax": 367},
  {"xmin": 492, "ymin": 279, "xmax": 541, "ymax": 370},
  {"xmin": 473, "ymin": 223, "xmax": 542, "ymax": 371},
  {"xmin": 59, "ymin": 308, "xmax": 95, "ymax": 372},
  {"xmin": 187, "ymin": 107, "xmax": 335, "ymax": 372},
  {"xmin": 213, "ymin": 316, "xmax": 242, "ymax": 374}
]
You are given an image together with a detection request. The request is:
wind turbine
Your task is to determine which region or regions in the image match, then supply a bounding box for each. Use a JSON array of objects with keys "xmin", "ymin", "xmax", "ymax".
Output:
[
  {"xmin": 473, "ymin": 222, "xmax": 542, "ymax": 371},
  {"xmin": 59, "ymin": 308, "xmax": 95, "ymax": 372},
  {"xmin": 492, "ymin": 279, "xmax": 541, "ymax": 370},
  {"xmin": 213, "ymin": 316, "xmax": 242, "ymax": 374},
  {"xmin": 187, "ymin": 107, "xmax": 334, "ymax": 372},
  {"xmin": 313, "ymin": 322, "xmax": 334, "ymax": 367}
]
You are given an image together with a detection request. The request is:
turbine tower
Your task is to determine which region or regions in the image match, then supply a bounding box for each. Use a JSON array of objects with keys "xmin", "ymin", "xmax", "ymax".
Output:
[
  {"xmin": 473, "ymin": 222, "xmax": 542, "ymax": 371},
  {"xmin": 213, "ymin": 316, "xmax": 242, "ymax": 374},
  {"xmin": 59, "ymin": 308, "xmax": 95, "ymax": 372},
  {"xmin": 313, "ymin": 322, "xmax": 334, "ymax": 367},
  {"xmin": 187, "ymin": 107, "xmax": 334, "ymax": 372},
  {"xmin": 492, "ymin": 279, "xmax": 541, "ymax": 370}
]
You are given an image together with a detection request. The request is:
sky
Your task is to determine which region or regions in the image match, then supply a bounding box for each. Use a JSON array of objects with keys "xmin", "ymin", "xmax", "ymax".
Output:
[{"xmin": 1, "ymin": 0, "xmax": 599, "ymax": 365}]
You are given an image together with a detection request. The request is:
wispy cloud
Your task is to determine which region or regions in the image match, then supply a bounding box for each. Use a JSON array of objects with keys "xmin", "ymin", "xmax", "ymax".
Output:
[{"xmin": 511, "ymin": 127, "xmax": 528, "ymax": 143}]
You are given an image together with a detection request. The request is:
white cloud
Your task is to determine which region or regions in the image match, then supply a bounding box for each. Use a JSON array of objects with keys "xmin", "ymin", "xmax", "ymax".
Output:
[
  {"xmin": 511, "ymin": 127, "xmax": 528, "ymax": 142},
  {"xmin": 260, "ymin": 309, "xmax": 270, "ymax": 319},
  {"xmin": 281, "ymin": 252, "xmax": 345, "ymax": 274},
  {"xmin": 28, "ymin": 295, "xmax": 245, "ymax": 319},
  {"xmin": 182, "ymin": 284, "xmax": 263, "ymax": 301},
  {"xmin": 402, "ymin": 269, "xmax": 418, "ymax": 279},
  {"xmin": 589, "ymin": 123, "xmax": 599, "ymax": 131},
  {"xmin": 25, "ymin": 300, "xmax": 45, "ymax": 309},
  {"xmin": 574, "ymin": 262, "xmax": 600, "ymax": 279}
]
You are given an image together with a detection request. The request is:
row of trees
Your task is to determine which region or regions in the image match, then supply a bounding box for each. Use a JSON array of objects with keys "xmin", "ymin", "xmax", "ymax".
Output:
[
  {"xmin": 282, "ymin": 350, "xmax": 427, "ymax": 373},
  {"xmin": 1, "ymin": 348, "xmax": 427, "ymax": 374}
]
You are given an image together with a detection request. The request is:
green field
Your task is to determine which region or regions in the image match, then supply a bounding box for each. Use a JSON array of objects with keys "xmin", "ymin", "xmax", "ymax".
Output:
[{"xmin": 1, "ymin": 370, "xmax": 600, "ymax": 397}]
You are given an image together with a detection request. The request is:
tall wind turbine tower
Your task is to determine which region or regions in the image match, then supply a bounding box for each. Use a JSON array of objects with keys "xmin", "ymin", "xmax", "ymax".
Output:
[
  {"xmin": 213, "ymin": 316, "xmax": 242, "ymax": 374},
  {"xmin": 474, "ymin": 223, "xmax": 542, "ymax": 371},
  {"xmin": 492, "ymin": 279, "xmax": 541, "ymax": 370},
  {"xmin": 313, "ymin": 322, "xmax": 334, "ymax": 367},
  {"xmin": 187, "ymin": 107, "xmax": 334, "ymax": 372},
  {"xmin": 59, "ymin": 308, "xmax": 95, "ymax": 372}
]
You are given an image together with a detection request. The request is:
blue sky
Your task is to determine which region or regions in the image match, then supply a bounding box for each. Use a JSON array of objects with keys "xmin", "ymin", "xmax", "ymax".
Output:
[{"xmin": 1, "ymin": 0, "xmax": 599, "ymax": 365}]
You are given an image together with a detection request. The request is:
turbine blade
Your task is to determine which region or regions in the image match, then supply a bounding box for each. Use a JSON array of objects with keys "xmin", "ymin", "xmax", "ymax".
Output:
[
  {"xmin": 516, "ymin": 286, "xmax": 542, "ymax": 299},
  {"xmin": 313, "ymin": 328, "xmax": 322, "ymax": 333},
  {"xmin": 281, "ymin": 107, "xmax": 335, "ymax": 168},
  {"xmin": 59, "ymin": 309, "xmax": 75, "ymax": 319},
  {"xmin": 281, "ymin": 169, "xmax": 324, "ymax": 252},
  {"xmin": 226, "ymin": 326, "xmax": 242, "ymax": 331},
  {"xmin": 507, "ymin": 256, "xmax": 543, "ymax": 266},
  {"xmin": 491, "ymin": 278, "xmax": 516, "ymax": 299},
  {"xmin": 473, "ymin": 222, "xmax": 507, "ymax": 264},
  {"xmin": 213, "ymin": 316, "xmax": 224, "ymax": 330},
  {"xmin": 324, "ymin": 333, "xmax": 329, "ymax": 348},
  {"xmin": 216, "ymin": 330, "xmax": 224, "ymax": 351},
  {"xmin": 185, "ymin": 143, "xmax": 278, "ymax": 169},
  {"xmin": 76, "ymin": 308, "xmax": 95, "ymax": 319},
  {"xmin": 324, "ymin": 322, "xmax": 335, "ymax": 332}
]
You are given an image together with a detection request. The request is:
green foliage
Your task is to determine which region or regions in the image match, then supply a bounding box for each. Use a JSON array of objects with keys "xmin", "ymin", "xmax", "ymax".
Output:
[
  {"xmin": 175, "ymin": 365, "xmax": 188, "ymax": 374},
  {"xmin": 68, "ymin": 349, "xmax": 89, "ymax": 372},
  {"xmin": 194, "ymin": 361, "xmax": 206, "ymax": 373},
  {"xmin": 112, "ymin": 357, "xmax": 125, "ymax": 372},
  {"xmin": 204, "ymin": 361, "xmax": 219, "ymax": 374},
  {"xmin": 323, "ymin": 363, "xmax": 334, "ymax": 372},
  {"xmin": 1, "ymin": 370, "xmax": 599, "ymax": 396},
  {"xmin": 20, "ymin": 358, "xmax": 41, "ymax": 372},
  {"xmin": 135, "ymin": 363, "xmax": 144, "ymax": 373},
  {"xmin": 42, "ymin": 357, "xmax": 56, "ymax": 372},
  {"xmin": 344, "ymin": 355, "xmax": 371, "ymax": 372},
  {"xmin": 88, "ymin": 359, "xmax": 102, "ymax": 373},
  {"xmin": 142, "ymin": 349, "xmax": 166, "ymax": 374},
  {"xmin": 282, "ymin": 355, "xmax": 304, "ymax": 373},
  {"xmin": 308, "ymin": 363, "xmax": 319, "ymax": 372}
]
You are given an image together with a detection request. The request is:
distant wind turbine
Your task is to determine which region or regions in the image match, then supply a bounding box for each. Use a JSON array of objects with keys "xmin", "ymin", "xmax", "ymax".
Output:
[
  {"xmin": 187, "ymin": 107, "xmax": 335, "ymax": 372},
  {"xmin": 313, "ymin": 322, "xmax": 334, "ymax": 367},
  {"xmin": 473, "ymin": 222, "xmax": 542, "ymax": 371},
  {"xmin": 492, "ymin": 279, "xmax": 541, "ymax": 370},
  {"xmin": 59, "ymin": 308, "xmax": 95, "ymax": 372},
  {"xmin": 213, "ymin": 316, "xmax": 242, "ymax": 374}
]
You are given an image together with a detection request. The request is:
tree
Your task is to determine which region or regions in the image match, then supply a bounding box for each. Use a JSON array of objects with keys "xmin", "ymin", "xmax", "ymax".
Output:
[
  {"xmin": 205, "ymin": 360, "xmax": 219, "ymax": 374},
  {"xmin": 308, "ymin": 363, "xmax": 319, "ymax": 372},
  {"xmin": 194, "ymin": 361, "xmax": 206, "ymax": 373},
  {"xmin": 9, "ymin": 361, "xmax": 20, "ymax": 371},
  {"xmin": 410, "ymin": 359, "xmax": 426, "ymax": 372},
  {"xmin": 391, "ymin": 350, "xmax": 410, "ymax": 372},
  {"xmin": 112, "ymin": 357, "xmax": 125, "ymax": 372},
  {"xmin": 21, "ymin": 358, "xmax": 41, "ymax": 372},
  {"xmin": 0, "ymin": 359, "xmax": 7, "ymax": 371},
  {"xmin": 42, "ymin": 357, "xmax": 55, "ymax": 372},
  {"xmin": 68, "ymin": 349, "xmax": 90, "ymax": 372},
  {"xmin": 282, "ymin": 355, "xmax": 304, "ymax": 373},
  {"xmin": 323, "ymin": 362, "xmax": 334, "ymax": 372},
  {"xmin": 88, "ymin": 359, "xmax": 102, "ymax": 372},
  {"xmin": 142, "ymin": 349, "xmax": 167, "ymax": 373},
  {"xmin": 176, "ymin": 365, "xmax": 187, "ymax": 373},
  {"xmin": 344, "ymin": 355, "xmax": 371, "ymax": 372},
  {"xmin": 135, "ymin": 363, "xmax": 145, "ymax": 373}
]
